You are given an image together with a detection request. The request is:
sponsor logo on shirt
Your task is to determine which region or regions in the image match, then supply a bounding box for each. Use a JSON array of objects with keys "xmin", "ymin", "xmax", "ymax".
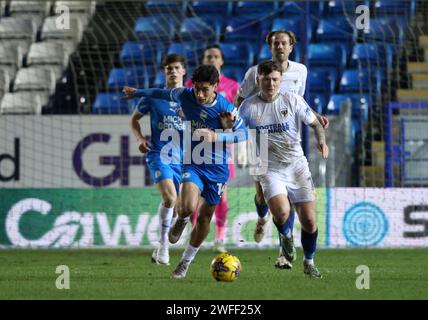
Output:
[
  {"xmin": 200, "ymin": 110, "xmax": 208, "ymax": 122},
  {"xmin": 280, "ymin": 108, "xmax": 288, "ymax": 117}
]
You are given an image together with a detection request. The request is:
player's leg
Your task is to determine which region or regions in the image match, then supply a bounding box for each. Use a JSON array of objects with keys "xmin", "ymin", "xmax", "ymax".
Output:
[
  {"xmin": 151, "ymin": 178, "xmax": 177, "ymax": 265},
  {"xmin": 295, "ymin": 201, "xmax": 322, "ymax": 279},
  {"xmin": 287, "ymin": 157, "xmax": 321, "ymax": 278},
  {"xmin": 259, "ymin": 172, "xmax": 293, "ymax": 269},
  {"xmin": 172, "ymin": 177, "xmax": 227, "ymax": 279},
  {"xmin": 214, "ymin": 186, "xmax": 228, "ymax": 253},
  {"xmin": 169, "ymin": 181, "xmax": 201, "ymax": 243},
  {"xmin": 253, "ymin": 180, "xmax": 270, "ymax": 242},
  {"xmin": 189, "ymin": 198, "xmax": 200, "ymax": 227},
  {"xmin": 172, "ymin": 200, "xmax": 216, "ymax": 279},
  {"xmin": 276, "ymin": 197, "xmax": 297, "ymax": 266}
]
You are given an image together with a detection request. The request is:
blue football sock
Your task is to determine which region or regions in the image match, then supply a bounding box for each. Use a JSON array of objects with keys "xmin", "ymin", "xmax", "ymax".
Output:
[
  {"xmin": 301, "ymin": 228, "xmax": 318, "ymax": 260},
  {"xmin": 254, "ymin": 195, "xmax": 268, "ymax": 219},
  {"xmin": 285, "ymin": 209, "xmax": 295, "ymax": 237},
  {"xmin": 273, "ymin": 219, "xmax": 290, "ymax": 237}
]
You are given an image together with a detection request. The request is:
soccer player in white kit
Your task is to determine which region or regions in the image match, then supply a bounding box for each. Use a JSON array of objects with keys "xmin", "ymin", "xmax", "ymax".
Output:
[
  {"xmin": 234, "ymin": 30, "xmax": 329, "ymax": 269},
  {"xmin": 239, "ymin": 60, "xmax": 328, "ymax": 278}
]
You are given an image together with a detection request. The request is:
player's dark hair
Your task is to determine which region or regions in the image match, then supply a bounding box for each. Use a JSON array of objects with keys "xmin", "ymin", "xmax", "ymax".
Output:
[
  {"xmin": 257, "ymin": 60, "xmax": 283, "ymax": 76},
  {"xmin": 204, "ymin": 44, "xmax": 225, "ymax": 61},
  {"xmin": 265, "ymin": 30, "xmax": 297, "ymax": 46},
  {"xmin": 191, "ymin": 65, "xmax": 219, "ymax": 85},
  {"xmin": 162, "ymin": 53, "xmax": 186, "ymax": 68}
]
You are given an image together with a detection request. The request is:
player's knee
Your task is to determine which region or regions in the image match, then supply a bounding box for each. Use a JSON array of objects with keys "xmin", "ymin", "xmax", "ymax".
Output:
[
  {"xmin": 301, "ymin": 217, "xmax": 317, "ymax": 233},
  {"xmin": 271, "ymin": 210, "xmax": 288, "ymax": 225},
  {"xmin": 180, "ymin": 202, "xmax": 197, "ymax": 217},
  {"xmin": 162, "ymin": 194, "xmax": 177, "ymax": 208}
]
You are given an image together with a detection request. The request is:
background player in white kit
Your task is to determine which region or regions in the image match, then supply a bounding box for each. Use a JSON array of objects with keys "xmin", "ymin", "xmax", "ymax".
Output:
[
  {"xmin": 234, "ymin": 30, "xmax": 329, "ymax": 268},
  {"xmin": 239, "ymin": 60, "xmax": 328, "ymax": 278}
]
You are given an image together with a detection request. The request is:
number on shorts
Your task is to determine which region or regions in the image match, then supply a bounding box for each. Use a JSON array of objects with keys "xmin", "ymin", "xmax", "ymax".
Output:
[{"xmin": 217, "ymin": 183, "xmax": 225, "ymax": 195}]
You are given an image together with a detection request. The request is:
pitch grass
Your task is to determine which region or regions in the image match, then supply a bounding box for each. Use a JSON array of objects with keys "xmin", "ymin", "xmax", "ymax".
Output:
[{"xmin": 0, "ymin": 248, "xmax": 427, "ymax": 300}]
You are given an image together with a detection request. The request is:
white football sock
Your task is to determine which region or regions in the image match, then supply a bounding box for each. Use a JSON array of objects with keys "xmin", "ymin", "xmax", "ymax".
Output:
[
  {"xmin": 304, "ymin": 258, "xmax": 314, "ymax": 265},
  {"xmin": 182, "ymin": 244, "xmax": 200, "ymax": 263},
  {"xmin": 158, "ymin": 203, "xmax": 174, "ymax": 244}
]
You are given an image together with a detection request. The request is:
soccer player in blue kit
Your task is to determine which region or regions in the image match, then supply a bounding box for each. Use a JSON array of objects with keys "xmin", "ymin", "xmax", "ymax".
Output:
[
  {"xmin": 127, "ymin": 54, "xmax": 186, "ymax": 265},
  {"xmin": 124, "ymin": 65, "xmax": 248, "ymax": 279}
]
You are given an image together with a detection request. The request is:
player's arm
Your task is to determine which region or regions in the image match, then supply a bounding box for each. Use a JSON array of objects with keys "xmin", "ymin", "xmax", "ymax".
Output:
[
  {"xmin": 295, "ymin": 94, "xmax": 328, "ymax": 159},
  {"xmin": 130, "ymin": 108, "xmax": 150, "ymax": 153},
  {"xmin": 234, "ymin": 95, "xmax": 245, "ymax": 109},
  {"xmin": 311, "ymin": 109, "xmax": 330, "ymax": 129},
  {"xmin": 121, "ymin": 86, "xmax": 183, "ymax": 102},
  {"xmin": 196, "ymin": 108, "xmax": 248, "ymax": 144},
  {"xmin": 309, "ymin": 119, "xmax": 328, "ymax": 159}
]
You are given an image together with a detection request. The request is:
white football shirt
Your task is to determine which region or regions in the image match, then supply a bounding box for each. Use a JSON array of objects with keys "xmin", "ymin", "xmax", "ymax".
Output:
[
  {"xmin": 237, "ymin": 60, "xmax": 308, "ymax": 99},
  {"xmin": 239, "ymin": 91, "xmax": 316, "ymax": 166}
]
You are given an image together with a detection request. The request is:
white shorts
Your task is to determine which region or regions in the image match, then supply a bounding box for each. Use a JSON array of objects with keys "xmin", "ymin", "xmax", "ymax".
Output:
[{"xmin": 258, "ymin": 157, "xmax": 315, "ymax": 204}]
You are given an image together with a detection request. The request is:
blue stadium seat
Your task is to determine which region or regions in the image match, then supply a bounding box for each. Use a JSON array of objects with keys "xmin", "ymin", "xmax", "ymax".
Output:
[
  {"xmin": 308, "ymin": 93, "xmax": 328, "ymax": 115},
  {"xmin": 219, "ymin": 42, "xmax": 254, "ymax": 68},
  {"xmin": 107, "ymin": 67, "xmax": 151, "ymax": 91},
  {"xmin": 92, "ymin": 93, "xmax": 134, "ymax": 114},
  {"xmin": 145, "ymin": 1, "xmax": 188, "ymax": 15},
  {"xmin": 258, "ymin": 43, "xmax": 271, "ymax": 61},
  {"xmin": 178, "ymin": 17, "xmax": 220, "ymax": 42},
  {"xmin": 362, "ymin": 17, "xmax": 404, "ymax": 45},
  {"xmin": 316, "ymin": 17, "xmax": 357, "ymax": 43},
  {"xmin": 327, "ymin": 94, "xmax": 370, "ymax": 121},
  {"xmin": 350, "ymin": 43, "xmax": 394, "ymax": 71},
  {"xmin": 235, "ymin": 1, "xmax": 279, "ymax": 15},
  {"xmin": 271, "ymin": 17, "xmax": 312, "ymax": 41},
  {"xmin": 224, "ymin": 16, "xmax": 269, "ymax": 43},
  {"xmin": 120, "ymin": 41, "xmax": 163, "ymax": 67},
  {"xmin": 190, "ymin": 1, "xmax": 233, "ymax": 16},
  {"xmin": 167, "ymin": 41, "xmax": 207, "ymax": 67},
  {"xmin": 312, "ymin": 66, "xmax": 339, "ymax": 93},
  {"xmin": 374, "ymin": 0, "xmax": 415, "ymax": 19},
  {"xmin": 134, "ymin": 15, "xmax": 175, "ymax": 41},
  {"xmin": 324, "ymin": 0, "xmax": 369, "ymax": 16},
  {"xmin": 222, "ymin": 65, "xmax": 246, "ymax": 83},
  {"xmin": 308, "ymin": 43, "xmax": 347, "ymax": 73},
  {"xmin": 308, "ymin": 70, "xmax": 335, "ymax": 95},
  {"xmin": 279, "ymin": 1, "xmax": 324, "ymax": 16},
  {"xmin": 339, "ymin": 69, "xmax": 382, "ymax": 97}
]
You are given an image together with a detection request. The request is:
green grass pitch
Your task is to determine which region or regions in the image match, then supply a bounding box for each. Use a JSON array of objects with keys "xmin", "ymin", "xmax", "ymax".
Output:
[{"xmin": 0, "ymin": 248, "xmax": 427, "ymax": 300}]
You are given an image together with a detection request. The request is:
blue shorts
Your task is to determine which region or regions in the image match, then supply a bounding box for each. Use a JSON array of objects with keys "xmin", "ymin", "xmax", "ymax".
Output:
[
  {"xmin": 147, "ymin": 155, "xmax": 182, "ymax": 193},
  {"xmin": 181, "ymin": 164, "xmax": 228, "ymax": 206}
]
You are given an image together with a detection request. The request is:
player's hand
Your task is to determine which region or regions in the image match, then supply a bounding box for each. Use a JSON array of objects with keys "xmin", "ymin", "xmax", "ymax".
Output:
[
  {"xmin": 137, "ymin": 137, "xmax": 150, "ymax": 153},
  {"xmin": 318, "ymin": 142, "xmax": 329, "ymax": 159},
  {"xmin": 195, "ymin": 128, "xmax": 217, "ymax": 143},
  {"xmin": 121, "ymin": 86, "xmax": 137, "ymax": 99},
  {"xmin": 317, "ymin": 114, "xmax": 329, "ymax": 129},
  {"xmin": 219, "ymin": 112, "xmax": 236, "ymax": 129}
]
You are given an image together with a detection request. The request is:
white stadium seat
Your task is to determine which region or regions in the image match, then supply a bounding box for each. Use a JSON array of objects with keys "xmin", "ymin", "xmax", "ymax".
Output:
[
  {"xmin": 27, "ymin": 42, "xmax": 67, "ymax": 67},
  {"xmin": 0, "ymin": 92, "xmax": 42, "ymax": 114},
  {"xmin": 0, "ymin": 69, "xmax": 10, "ymax": 102},
  {"xmin": 13, "ymin": 67, "xmax": 56, "ymax": 94},
  {"xmin": 54, "ymin": 1, "xmax": 96, "ymax": 17},
  {"xmin": 9, "ymin": 1, "xmax": 51, "ymax": 15},
  {"xmin": 0, "ymin": 16, "xmax": 37, "ymax": 40},
  {"xmin": 0, "ymin": 1, "xmax": 6, "ymax": 16},
  {"xmin": 41, "ymin": 16, "xmax": 83, "ymax": 43}
]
